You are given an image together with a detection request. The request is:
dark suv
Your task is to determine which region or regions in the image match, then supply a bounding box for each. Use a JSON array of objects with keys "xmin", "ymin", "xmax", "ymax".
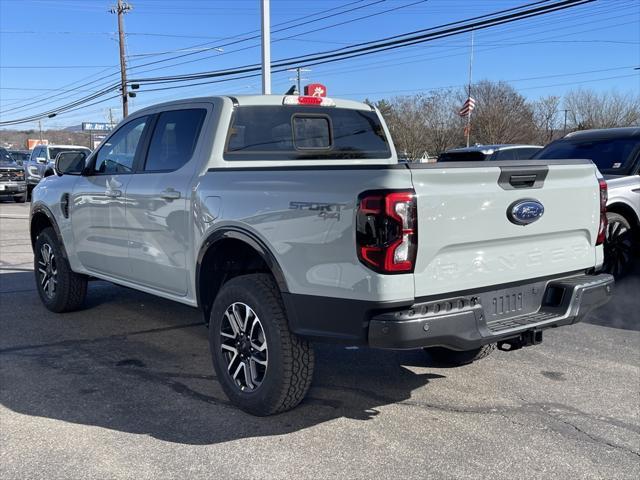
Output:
[{"xmin": 534, "ymin": 127, "xmax": 640, "ymax": 277}]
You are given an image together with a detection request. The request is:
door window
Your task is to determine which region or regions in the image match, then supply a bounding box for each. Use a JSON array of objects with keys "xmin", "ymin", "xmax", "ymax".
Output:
[
  {"xmin": 493, "ymin": 149, "xmax": 517, "ymax": 161},
  {"xmin": 92, "ymin": 116, "xmax": 148, "ymax": 174},
  {"xmin": 144, "ymin": 109, "xmax": 206, "ymax": 172}
]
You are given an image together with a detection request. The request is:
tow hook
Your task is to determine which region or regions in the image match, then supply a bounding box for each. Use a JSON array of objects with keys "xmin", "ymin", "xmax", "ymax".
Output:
[{"xmin": 497, "ymin": 330, "xmax": 543, "ymax": 351}]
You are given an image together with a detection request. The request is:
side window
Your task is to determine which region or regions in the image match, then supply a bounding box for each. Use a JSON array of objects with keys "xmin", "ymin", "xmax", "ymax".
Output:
[
  {"xmin": 93, "ymin": 116, "xmax": 148, "ymax": 174},
  {"xmin": 494, "ymin": 149, "xmax": 517, "ymax": 161},
  {"xmin": 144, "ymin": 109, "xmax": 206, "ymax": 172}
]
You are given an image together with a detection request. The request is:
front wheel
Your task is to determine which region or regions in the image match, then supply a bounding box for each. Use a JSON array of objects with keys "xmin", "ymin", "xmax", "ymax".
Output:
[
  {"xmin": 424, "ymin": 344, "xmax": 496, "ymax": 366},
  {"xmin": 209, "ymin": 273, "xmax": 314, "ymax": 416},
  {"xmin": 603, "ymin": 212, "xmax": 635, "ymax": 278},
  {"xmin": 34, "ymin": 227, "xmax": 87, "ymax": 312}
]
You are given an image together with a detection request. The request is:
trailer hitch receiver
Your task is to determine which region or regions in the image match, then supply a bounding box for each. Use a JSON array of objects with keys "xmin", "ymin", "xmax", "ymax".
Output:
[{"xmin": 497, "ymin": 330, "xmax": 543, "ymax": 351}]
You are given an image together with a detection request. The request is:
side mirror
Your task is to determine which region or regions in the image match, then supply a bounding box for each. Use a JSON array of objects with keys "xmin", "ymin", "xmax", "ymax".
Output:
[
  {"xmin": 55, "ymin": 151, "xmax": 87, "ymax": 176},
  {"xmin": 36, "ymin": 157, "xmax": 47, "ymax": 164}
]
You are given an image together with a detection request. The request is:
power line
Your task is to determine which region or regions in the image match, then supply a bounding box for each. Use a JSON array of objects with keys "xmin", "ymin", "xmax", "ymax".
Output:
[
  {"xmin": 0, "ymin": 0, "xmax": 375, "ymax": 114},
  {"xmin": 129, "ymin": 0, "xmax": 592, "ymax": 85},
  {"xmin": 0, "ymin": 0, "xmax": 605, "ymax": 125}
]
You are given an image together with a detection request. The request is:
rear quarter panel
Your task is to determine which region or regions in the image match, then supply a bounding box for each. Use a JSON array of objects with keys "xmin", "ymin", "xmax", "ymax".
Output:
[{"xmin": 193, "ymin": 167, "xmax": 415, "ymax": 302}]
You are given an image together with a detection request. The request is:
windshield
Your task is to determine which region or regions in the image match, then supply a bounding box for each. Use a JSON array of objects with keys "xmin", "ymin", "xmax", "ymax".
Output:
[
  {"xmin": 438, "ymin": 151, "xmax": 488, "ymax": 162},
  {"xmin": 224, "ymin": 106, "xmax": 391, "ymax": 160},
  {"xmin": 49, "ymin": 147, "xmax": 91, "ymax": 161},
  {"xmin": 9, "ymin": 151, "xmax": 30, "ymax": 162},
  {"xmin": 534, "ymin": 137, "xmax": 640, "ymax": 175},
  {"xmin": 0, "ymin": 148, "xmax": 17, "ymax": 165}
]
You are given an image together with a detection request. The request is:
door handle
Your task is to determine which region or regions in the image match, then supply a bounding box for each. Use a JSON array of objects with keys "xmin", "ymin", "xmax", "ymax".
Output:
[
  {"xmin": 105, "ymin": 189, "xmax": 122, "ymax": 198},
  {"xmin": 160, "ymin": 188, "xmax": 181, "ymax": 200}
]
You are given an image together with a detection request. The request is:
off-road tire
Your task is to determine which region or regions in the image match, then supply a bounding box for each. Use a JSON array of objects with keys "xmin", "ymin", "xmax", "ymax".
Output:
[
  {"xmin": 34, "ymin": 227, "xmax": 87, "ymax": 313},
  {"xmin": 425, "ymin": 343, "xmax": 496, "ymax": 366},
  {"xmin": 209, "ymin": 273, "xmax": 314, "ymax": 416}
]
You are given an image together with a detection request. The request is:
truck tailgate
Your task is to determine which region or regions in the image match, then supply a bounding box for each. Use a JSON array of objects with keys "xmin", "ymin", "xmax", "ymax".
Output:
[{"xmin": 409, "ymin": 160, "xmax": 600, "ymax": 297}]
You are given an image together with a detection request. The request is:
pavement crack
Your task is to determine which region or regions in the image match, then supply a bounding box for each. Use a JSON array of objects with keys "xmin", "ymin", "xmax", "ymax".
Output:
[{"xmin": 557, "ymin": 417, "xmax": 640, "ymax": 458}]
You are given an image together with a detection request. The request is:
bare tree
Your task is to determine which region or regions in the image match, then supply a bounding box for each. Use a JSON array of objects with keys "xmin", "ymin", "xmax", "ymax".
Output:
[
  {"xmin": 466, "ymin": 80, "xmax": 536, "ymax": 145},
  {"xmin": 376, "ymin": 95, "xmax": 429, "ymax": 160},
  {"xmin": 532, "ymin": 95, "xmax": 561, "ymax": 144},
  {"xmin": 564, "ymin": 89, "xmax": 640, "ymax": 130}
]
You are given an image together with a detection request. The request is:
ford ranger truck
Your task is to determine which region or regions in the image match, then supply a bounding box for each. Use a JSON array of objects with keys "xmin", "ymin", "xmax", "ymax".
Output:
[{"xmin": 30, "ymin": 95, "xmax": 614, "ymax": 416}]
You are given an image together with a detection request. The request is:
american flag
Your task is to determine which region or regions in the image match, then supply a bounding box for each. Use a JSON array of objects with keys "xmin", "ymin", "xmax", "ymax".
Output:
[{"xmin": 459, "ymin": 97, "xmax": 476, "ymax": 117}]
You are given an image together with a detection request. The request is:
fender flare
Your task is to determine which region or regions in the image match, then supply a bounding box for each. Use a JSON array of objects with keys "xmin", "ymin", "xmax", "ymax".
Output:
[
  {"xmin": 195, "ymin": 227, "xmax": 289, "ymax": 310},
  {"xmin": 30, "ymin": 203, "xmax": 69, "ymax": 259}
]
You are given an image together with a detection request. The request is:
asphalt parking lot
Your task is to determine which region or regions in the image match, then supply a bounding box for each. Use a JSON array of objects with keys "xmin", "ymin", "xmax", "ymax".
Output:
[{"xmin": 0, "ymin": 201, "xmax": 638, "ymax": 479}]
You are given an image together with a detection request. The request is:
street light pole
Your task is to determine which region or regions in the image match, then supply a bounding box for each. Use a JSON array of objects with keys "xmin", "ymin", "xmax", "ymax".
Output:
[{"xmin": 260, "ymin": 0, "xmax": 271, "ymax": 94}]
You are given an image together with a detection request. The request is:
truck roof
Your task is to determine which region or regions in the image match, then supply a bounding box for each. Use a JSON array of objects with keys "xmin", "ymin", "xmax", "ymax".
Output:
[
  {"xmin": 131, "ymin": 95, "xmax": 375, "ymax": 116},
  {"xmin": 445, "ymin": 144, "xmax": 542, "ymax": 154},
  {"xmin": 44, "ymin": 144, "xmax": 91, "ymax": 149}
]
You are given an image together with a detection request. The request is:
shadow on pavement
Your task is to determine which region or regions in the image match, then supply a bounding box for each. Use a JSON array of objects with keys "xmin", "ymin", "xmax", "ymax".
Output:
[
  {"xmin": 0, "ymin": 271, "xmax": 443, "ymax": 445},
  {"xmin": 2, "ymin": 263, "xmax": 637, "ymax": 446},
  {"xmin": 586, "ymin": 264, "xmax": 640, "ymax": 331}
]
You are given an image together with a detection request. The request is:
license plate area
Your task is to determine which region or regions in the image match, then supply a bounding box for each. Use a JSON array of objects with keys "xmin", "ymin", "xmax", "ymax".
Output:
[{"xmin": 479, "ymin": 280, "xmax": 547, "ymax": 324}]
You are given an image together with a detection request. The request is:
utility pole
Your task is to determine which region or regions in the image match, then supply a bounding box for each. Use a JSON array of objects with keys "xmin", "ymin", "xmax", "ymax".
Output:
[
  {"xmin": 38, "ymin": 120, "xmax": 43, "ymax": 143},
  {"xmin": 260, "ymin": 0, "xmax": 271, "ymax": 94},
  {"xmin": 111, "ymin": 1, "xmax": 132, "ymax": 117},
  {"xmin": 108, "ymin": 107, "xmax": 115, "ymax": 126},
  {"xmin": 287, "ymin": 67, "xmax": 311, "ymax": 94},
  {"xmin": 561, "ymin": 109, "xmax": 570, "ymax": 134}
]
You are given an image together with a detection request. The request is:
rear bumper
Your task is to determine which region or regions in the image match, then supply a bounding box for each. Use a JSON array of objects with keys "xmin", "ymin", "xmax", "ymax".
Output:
[
  {"xmin": 283, "ymin": 273, "xmax": 614, "ymax": 350},
  {"xmin": 368, "ymin": 273, "xmax": 614, "ymax": 350}
]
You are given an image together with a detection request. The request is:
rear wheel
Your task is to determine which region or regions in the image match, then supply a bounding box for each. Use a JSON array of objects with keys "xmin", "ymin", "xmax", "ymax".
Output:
[
  {"xmin": 34, "ymin": 227, "xmax": 87, "ymax": 312},
  {"xmin": 209, "ymin": 273, "xmax": 314, "ymax": 416},
  {"xmin": 14, "ymin": 194, "xmax": 26, "ymax": 203},
  {"xmin": 603, "ymin": 212, "xmax": 634, "ymax": 278},
  {"xmin": 424, "ymin": 344, "xmax": 496, "ymax": 366}
]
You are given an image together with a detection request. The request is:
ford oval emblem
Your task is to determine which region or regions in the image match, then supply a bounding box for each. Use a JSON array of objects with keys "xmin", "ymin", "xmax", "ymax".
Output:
[{"xmin": 507, "ymin": 199, "xmax": 544, "ymax": 225}]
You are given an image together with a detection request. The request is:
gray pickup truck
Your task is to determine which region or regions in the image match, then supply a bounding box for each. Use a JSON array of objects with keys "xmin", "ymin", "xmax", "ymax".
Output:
[{"xmin": 30, "ymin": 95, "xmax": 613, "ymax": 415}]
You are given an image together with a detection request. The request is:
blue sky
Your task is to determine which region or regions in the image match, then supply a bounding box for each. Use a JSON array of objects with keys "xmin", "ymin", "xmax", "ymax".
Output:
[{"xmin": 1, "ymin": 0, "xmax": 639, "ymax": 129}]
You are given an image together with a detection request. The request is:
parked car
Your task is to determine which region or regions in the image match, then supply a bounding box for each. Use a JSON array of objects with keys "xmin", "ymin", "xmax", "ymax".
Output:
[
  {"xmin": 7, "ymin": 149, "xmax": 31, "ymax": 166},
  {"xmin": 0, "ymin": 147, "xmax": 27, "ymax": 202},
  {"xmin": 534, "ymin": 127, "xmax": 639, "ymax": 277},
  {"xmin": 30, "ymin": 95, "xmax": 613, "ymax": 415},
  {"xmin": 26, "ymin": 144, "xmax": 91, "ymax": 196},
  {"xmin": 438, "ymin": 144, "xmax": 543, "ymax": 162}
]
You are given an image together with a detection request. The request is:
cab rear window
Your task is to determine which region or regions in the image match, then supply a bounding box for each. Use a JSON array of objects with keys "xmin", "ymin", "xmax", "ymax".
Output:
[{"xmin": 224, "ymin": 106, "xmax": 391, "ymax": 160}]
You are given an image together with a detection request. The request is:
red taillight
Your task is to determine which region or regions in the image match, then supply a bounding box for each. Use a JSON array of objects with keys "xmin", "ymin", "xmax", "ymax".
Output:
[
  {"xmin": 357, "ymin": 190, "xmax": 417, "ymax": 273},
  {"xmin": 596, "ymin": 178, "xmax": 608, "ymax": 246}
]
